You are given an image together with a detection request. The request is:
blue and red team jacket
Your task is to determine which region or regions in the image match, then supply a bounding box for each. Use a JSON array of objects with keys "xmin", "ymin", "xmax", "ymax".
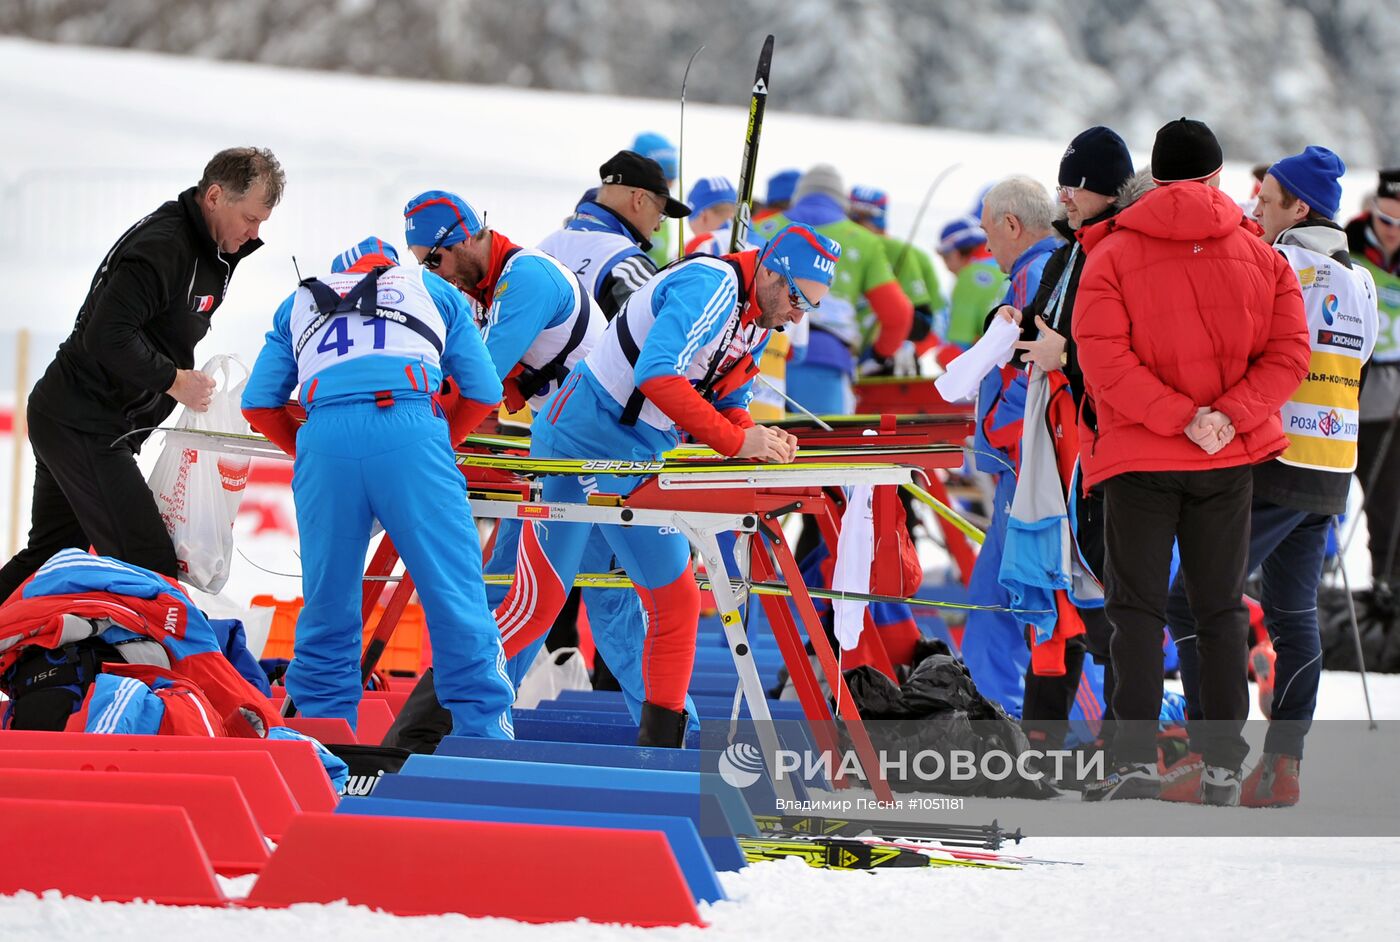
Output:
[{"xmin": 0, "ymin": 549, "xmax": 346, "ymax": 785}]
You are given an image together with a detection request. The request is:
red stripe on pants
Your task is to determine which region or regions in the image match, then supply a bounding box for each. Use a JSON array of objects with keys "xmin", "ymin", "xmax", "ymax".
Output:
[{"xmin": 636, "ymin": 572, "xmax": 700, "ymax": 711}]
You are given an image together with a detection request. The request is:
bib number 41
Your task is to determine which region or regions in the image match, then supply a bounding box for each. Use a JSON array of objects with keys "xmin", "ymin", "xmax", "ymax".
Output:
[{"xmin": 317, "ymin": 317, "xmax": 389, "ymax": 356}]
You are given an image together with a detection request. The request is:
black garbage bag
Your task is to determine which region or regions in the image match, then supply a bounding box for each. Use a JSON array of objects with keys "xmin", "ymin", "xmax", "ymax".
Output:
[
  {"xmin": 843, "ymin": 663, "xmax": 908, "ymax": 718},
  {"xmin": 841, "ymin": 654, "xmax": 1057, "ymax": 799},
  {"xmin": 1318, "ymin": 585, "xmax": 1400, "ymax": 673}
]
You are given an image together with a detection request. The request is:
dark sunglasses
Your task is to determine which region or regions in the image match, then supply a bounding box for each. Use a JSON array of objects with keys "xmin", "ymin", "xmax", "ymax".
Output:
[
  {"xmin": 780, "ymin": 262, "xmax": 820, "ymax": 314},
  {"xmin": 421, "ymin": 217, "xmax": 467, "ymax": 271}
]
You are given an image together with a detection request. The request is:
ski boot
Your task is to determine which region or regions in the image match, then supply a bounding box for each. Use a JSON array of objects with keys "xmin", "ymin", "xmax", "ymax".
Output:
[
  {"xmin": 1082, "ymin": 762, "xmax": 1161, "ymax": 801},
  {"xmin": 1157, "ymin": 728, "xmax": 1203, "ymax": 803},
  {"xmin": 1199, "ymin": 765, "xmax": 1243, "ymax": 806},
  {"xmin": 637, "ymin": 701, "xmax": 689, "ymax": 748},
  {"xmin": 1241, "ymin": 753, "xmax": 1300, "ymax": 808}
]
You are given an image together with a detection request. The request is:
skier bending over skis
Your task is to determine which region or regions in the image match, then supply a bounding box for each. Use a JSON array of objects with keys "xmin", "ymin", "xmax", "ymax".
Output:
[
  {"xmin": 494, "ymin": 223, "xmax": 839, "ymax": 746},
  {"xmin": 241, "ymin": 236, "xmax": 515, "ymax": 739}
]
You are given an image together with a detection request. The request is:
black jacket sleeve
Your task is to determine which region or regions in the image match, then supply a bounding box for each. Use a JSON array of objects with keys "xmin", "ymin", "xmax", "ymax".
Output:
[
  {"xmin": 597, "ymin": 252, "xmax": 657, "ymax": 320},
  {"xmin": 81, "ymin": 256, "xmax": 179, "ymax": 394}
]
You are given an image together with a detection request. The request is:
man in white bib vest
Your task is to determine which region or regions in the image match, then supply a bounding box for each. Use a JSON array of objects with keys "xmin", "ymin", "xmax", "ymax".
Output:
[
  {"xmin": 1165, "ymin": 146, "xmax": 1378, "ymax": 807},
  {"xmin": 242, "ymin": 236, "xmax": 515, "ymax": 740}
]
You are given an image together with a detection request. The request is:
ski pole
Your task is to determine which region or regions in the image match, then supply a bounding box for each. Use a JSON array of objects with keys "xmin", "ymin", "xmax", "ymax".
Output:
[
  {"xmin": 1334, "ymin": 516, "xmax": 1378, "ymax": 730},
  {"xmin": 755, "ymin": 373, "xmax": 833, "ymax": 431},
  {"xmin": 674, "ymin": 44, "xmax": 705, "ymax": 263},
  {"xmin": 891, "ymin": 162, "xmax": 962, "ymax": 275}
]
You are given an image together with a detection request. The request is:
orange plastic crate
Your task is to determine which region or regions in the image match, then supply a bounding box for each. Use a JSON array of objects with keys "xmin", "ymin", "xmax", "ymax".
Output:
[{"xmin": 250, "ymin": 595, "xmax": 431, "ymax": 675}]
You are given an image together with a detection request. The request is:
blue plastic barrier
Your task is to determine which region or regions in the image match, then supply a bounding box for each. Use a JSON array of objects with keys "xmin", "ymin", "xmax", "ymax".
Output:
[
  {"xmin": 399, "ymin": 754, "xmax": 758, "ymax": 840},
  {"xmin": 511, "ymin": 717, "xmax": 657, "ymax": 747},
  {"xmin": 433, "ymin": 737, "xmax": 784, "ymax": 815}
]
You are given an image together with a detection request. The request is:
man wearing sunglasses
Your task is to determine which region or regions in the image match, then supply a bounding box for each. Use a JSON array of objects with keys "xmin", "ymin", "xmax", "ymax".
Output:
[
  {"xmin": 1346, "ymin": 169, "xmax": 1400, "ymax": 589},
  {"xmin": 402, "ymin": 190, "xmax": 602, "ymax": 418},
  {"xmin": 384, "ymin": 190, "xmax": 675, "ymax": 754},
  {"xmin": 494, "ymin": 223, "xmax": 839, "ymax": 747},
  {"xmin": 540, "ymin": 151, "xmax": 690, "ymax": 321}
]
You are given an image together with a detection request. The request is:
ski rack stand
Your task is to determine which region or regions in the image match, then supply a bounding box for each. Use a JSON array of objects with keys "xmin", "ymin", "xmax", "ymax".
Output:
[{"xmin": 165, "ymin": 429, "xmax": 966, "ymax": 804}]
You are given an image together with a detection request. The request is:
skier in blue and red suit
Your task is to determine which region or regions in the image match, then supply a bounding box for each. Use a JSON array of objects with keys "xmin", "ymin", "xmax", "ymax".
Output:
[
  {"xmin": 242, "ymin": 235, "xmax": 515, "ymax": 740},
  {"xmin": 493, "ymin": 223, "xmax": 841, "ymax": 745}
]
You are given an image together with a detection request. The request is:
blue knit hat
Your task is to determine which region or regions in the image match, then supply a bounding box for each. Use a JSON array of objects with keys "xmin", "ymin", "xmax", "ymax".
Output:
[
  {"xmin": 330, "ymin": 236, "xmax": 399, "ymax": 273},
  {"xmin": 938, "ymin": 215, "xmax": 987, "ymax": 254},
  {"xmin": 849, "ymin": 185, "xmax": 889, "ymax": 231},
  {"xmin": 1269, "ymin": 145, "xmax": 1346, "ymax": 220},
  {"xmin": 403, "ymin": 191, "xmax": 484, "ymax": 249},
  {"xmin": 765, "ymin": 169, "xmax": 801, "ymax": 206},
  {"xmin": 686, "ymin": 176, "xmax": 737, "ymax": 215},
  {"xmin": 631, "ymin": 131, "xmax": 677, "ymax": 180},
  {"xmin": 759, "ymin": 223, "xmax": 842, "ymax": 288}
]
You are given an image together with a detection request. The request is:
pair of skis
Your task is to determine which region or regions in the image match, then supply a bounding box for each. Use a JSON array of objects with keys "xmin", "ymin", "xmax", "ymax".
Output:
[
  {"xmin": 672, "ymin": 34, "xmax": 771, "ymax": 260},
  {"xmin": 756, "ymin": 814, "xmax": 1022, "ymax": 850},
  {"xmin": 748, "ymin": 815, "xmax": 1082, "ymax": 870},
  {"xmin": 740, "ymin": 837, "xmax": 1019, "ymax": 871}
]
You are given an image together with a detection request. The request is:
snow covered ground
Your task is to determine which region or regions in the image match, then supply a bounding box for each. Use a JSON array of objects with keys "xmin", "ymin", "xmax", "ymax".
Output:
[
  {"xmin": 1, "ymin": 831, "xmax": 1396, "ymax": 941},
  {"xmin": 0, "ymin": 38, "xmax": 1397, "ymax": 941}
]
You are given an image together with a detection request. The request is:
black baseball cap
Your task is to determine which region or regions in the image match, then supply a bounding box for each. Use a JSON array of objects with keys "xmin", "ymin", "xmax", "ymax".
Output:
[{"xmin": 599, "ymin": 150, "xmax": 691, "ymax": 217}]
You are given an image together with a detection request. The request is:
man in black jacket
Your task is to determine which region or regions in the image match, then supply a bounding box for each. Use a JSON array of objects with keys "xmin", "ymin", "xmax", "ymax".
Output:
[
  {"xmin": 0, "ymin": 147, "xmax": 284, "ymax": 599},
  {"xmin": 1005, "ymin": 127, "xmax": 1143, "ymax": 783}
]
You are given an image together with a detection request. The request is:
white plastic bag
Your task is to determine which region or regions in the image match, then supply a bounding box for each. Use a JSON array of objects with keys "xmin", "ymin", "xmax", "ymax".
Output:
[
  {"xmin": 148, "ymin": 354, "xmax": 252, "ymax": 593},
  {"xmin": 514, "ymin": 646, "xmax": 591, "ymax": 709}
]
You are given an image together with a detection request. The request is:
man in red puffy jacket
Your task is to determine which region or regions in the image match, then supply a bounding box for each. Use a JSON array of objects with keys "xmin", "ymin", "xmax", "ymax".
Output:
[{"xmin": 1073, "ymin": 118, "xmax": 1310, "ymax": 804}]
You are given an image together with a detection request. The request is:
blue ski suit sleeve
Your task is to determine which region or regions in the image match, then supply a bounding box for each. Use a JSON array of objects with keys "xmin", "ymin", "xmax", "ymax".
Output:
[
  {"xmin": 632, "ymin": 264, "xmax": 739, "ymax": 387},
  {"xmin": 425, "ymin": 271, "xmax": 503, "ymax": 405},
  {"xmin": 241, "ymin": 293, "xmax": 299, "ymax": 410},
  {"xmin": 479, "ymin": 256, "xmax": 573, "ymax": 381}
]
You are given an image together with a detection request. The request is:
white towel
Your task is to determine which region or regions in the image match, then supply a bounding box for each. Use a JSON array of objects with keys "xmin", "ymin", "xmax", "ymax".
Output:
[
  {"xmin": 832, "ymin": 484, "xmax": 875, "ymax": 650},
  {"xmin": 934, "ymin": 315, "xmax": 1020, "ymax": 403}
]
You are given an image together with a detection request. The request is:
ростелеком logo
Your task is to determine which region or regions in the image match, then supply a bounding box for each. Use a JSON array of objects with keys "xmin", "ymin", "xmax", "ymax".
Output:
[{"xmin": 1322, "ymin": 293, "xmax": 1339, "ymax": 325}]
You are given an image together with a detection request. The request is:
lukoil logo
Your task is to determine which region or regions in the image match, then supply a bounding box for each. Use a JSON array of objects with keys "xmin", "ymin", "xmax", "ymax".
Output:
[
  {"xmin": 717, "ymin": 742, "xmax": 766, "ymax": 788},
  {"xmin": 1322, "ymin": 293, "xmax": 1339, "ymax": 325}
]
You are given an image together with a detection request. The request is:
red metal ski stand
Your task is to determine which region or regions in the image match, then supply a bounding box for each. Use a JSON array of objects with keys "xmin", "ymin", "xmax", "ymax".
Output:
[{"xmin": 751, "ymin": 515, "xmax": 896, "ymax": 804}]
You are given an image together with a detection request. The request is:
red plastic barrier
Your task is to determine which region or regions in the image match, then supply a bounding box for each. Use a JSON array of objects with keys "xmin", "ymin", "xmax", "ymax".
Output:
[
  {"xmin": 0, "ymin": 749, "xmax": 297, "ymax": 840},
  {"xmin": 268, "ymin": 688, "xmax": 410, "ymax": 718},
  {"xmin": 0, "ymin": 797, "xmax": 227, "ymax": 906},
  {"xmin": 0, "ymin": 730, "xmax": 338, "ymax": 813},
  {"xmin": 284, "ymin": 716, "xmax": 357, "ymax": 745},
  {"xmin": 0, "ymin": 768, "xmax": 268, "ymax": 876},
  {"xmin": 244, "ymin": 813, "xmax": 702, "ymax": 926},
  {"xmin": 356, "ymin": 699, "xmax": 395, "ymax": 747},
  {"xmin": 367, "ymin": 690, "xmax": 411, "ymax": 717}
]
